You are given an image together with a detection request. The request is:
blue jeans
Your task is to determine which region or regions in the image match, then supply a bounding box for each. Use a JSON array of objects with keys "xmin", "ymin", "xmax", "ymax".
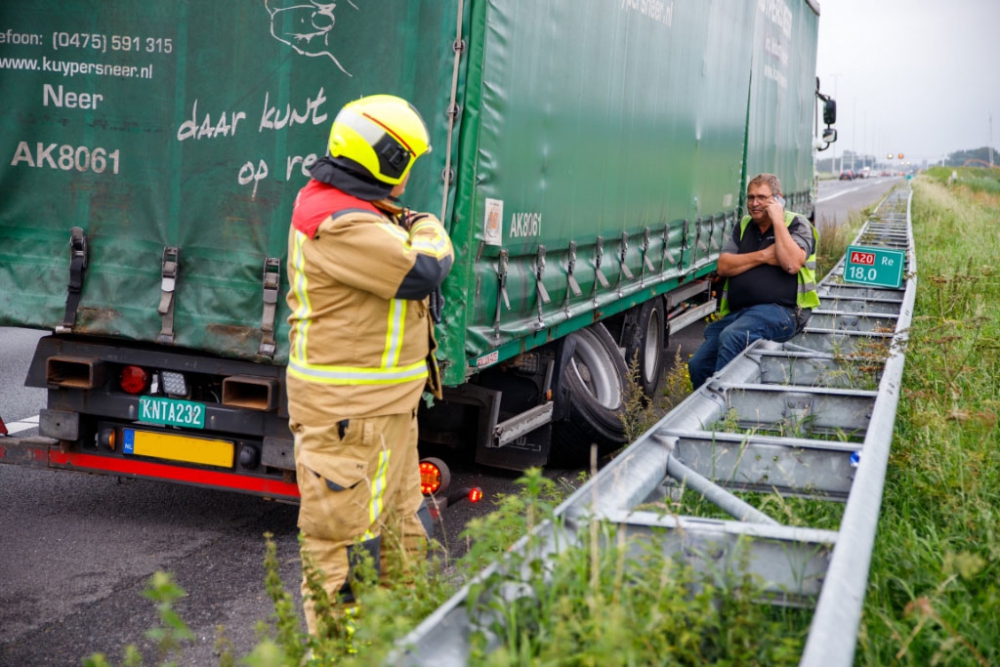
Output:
[{"xmin": 687, "ymin": 303, "xmax": 797, "ymax": 388}]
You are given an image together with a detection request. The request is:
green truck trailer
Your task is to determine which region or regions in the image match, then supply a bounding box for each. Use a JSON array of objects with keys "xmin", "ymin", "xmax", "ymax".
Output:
[{"xmin": 0, "ymin": 0, "xmax": 835, "ymax": 498}]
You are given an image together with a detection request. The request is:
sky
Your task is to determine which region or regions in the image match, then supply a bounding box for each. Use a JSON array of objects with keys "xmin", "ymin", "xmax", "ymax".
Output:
[{"xmin": 815, "ymin": 0, "xmax": 1000, "ymax": 165}]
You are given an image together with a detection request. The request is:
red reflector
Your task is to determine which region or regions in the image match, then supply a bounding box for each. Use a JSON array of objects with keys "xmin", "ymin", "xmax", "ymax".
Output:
[
  {"xmin": 468, "ymin": 487, "xmax": 483, "ymax": 503},
  {"xmin": 120, "ymin": 366, "xmax": 148, "ymax": 394},
  {"xmin": 420, "ymin": 461, "xmax": 442, "ymax": 495},
  {"xmin": 0, "ymin": 415, "xmax": 8, "ymax": 436}
]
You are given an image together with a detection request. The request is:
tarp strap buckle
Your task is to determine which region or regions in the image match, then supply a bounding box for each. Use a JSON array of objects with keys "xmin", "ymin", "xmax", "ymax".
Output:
[
  {"xmin": 258, "ymin": 257, "xmax": 281, "ymax": 358},
  {"xmin": 56, "ymin": 227, "xmax": 89, "ymax": 334},
  {"xmin": 617, "ymin": 232, "xmax": 633, "ymax": 295},
  {"xmin": 641, "ymin": 227, "xmax": 655, "ymax": 285},
  {"xmin": 158, "ymin": 246, "xmax": 180, "ymax": 345},
  {"xmin": 696, "ymin": 216, "xmax": 708, "ymax": 254},
  {"xmin": 564, "ymin": 241, "xmax": 582, "ymax": 317},
  {"xmin": 532, "ymin": 245, "xmax": 550, "ymax": 330},
  {"xmin": 593, "ymin": 236, "xmax": 609, "ymax": 296},
  {"xmin": 661, "ymin": 223, "xmax": 676, "ymax": 271},
  {"xmin": 680, "ymin": 219, "xmax": 690, "ymax": 271}
]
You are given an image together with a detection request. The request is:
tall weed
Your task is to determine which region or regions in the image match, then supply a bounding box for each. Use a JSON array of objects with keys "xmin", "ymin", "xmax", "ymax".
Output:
[
  {"xmin": 461, "ymin": 470, "xmax": 804, "ymax": 666},
  {"xmin": 815, "ymin": 207, "xmax": 865, "ymax": 280}
]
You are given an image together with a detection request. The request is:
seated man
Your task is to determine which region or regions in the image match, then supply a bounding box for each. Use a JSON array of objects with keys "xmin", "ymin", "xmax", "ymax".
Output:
[{"xmin": 688, "ymin": 173, "xmax": 820, "ymax": 388}]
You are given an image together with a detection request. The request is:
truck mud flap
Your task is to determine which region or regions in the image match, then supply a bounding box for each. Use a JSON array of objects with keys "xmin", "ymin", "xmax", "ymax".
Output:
[{"xmin": 0, "ymin": 436, "xmax": 301, "ymax": 501}]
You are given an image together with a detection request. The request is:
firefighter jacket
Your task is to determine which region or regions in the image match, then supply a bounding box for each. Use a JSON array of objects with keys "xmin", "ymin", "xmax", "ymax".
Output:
[{"xmin": 285, "ymin": 179, "xmax": 454, "ymax": 423}]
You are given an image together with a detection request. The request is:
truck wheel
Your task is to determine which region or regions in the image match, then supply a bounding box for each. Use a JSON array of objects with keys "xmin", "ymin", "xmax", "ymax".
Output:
[
  {"xmin": 623, "ymin": 297, "xmax": 667, "ymax": 398},
  {"xmin": 550, "ymin": 323, "xmax": 627, "ymax": 467}
]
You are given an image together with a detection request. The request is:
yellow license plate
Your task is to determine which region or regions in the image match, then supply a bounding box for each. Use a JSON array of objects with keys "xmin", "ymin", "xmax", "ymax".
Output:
[{"xmin": 122, "ymin": 428, "xmax": 234, "ymax": 468}]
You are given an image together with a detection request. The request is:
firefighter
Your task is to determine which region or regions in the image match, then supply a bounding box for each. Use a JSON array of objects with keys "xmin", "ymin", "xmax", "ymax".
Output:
[{"xmin": 285, "ymin": 94, "xmax": 454, "ymax": 634}]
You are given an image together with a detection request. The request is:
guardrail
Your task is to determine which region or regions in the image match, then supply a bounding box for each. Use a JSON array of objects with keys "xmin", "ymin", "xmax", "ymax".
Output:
[{"xmin": 396, "ymin": 186, "xmax": 915, "ymax": 666}]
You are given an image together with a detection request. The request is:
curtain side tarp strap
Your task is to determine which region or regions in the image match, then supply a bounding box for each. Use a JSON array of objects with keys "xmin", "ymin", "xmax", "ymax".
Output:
[
  {"xmin": 56, "ymin": 227, "xmax": 89, "ymax": 334},
  {"xmin": 258, "ymin": 257, "xmax": 282, "ymax": 358},
  {"xmin": 158, "ymin": 247, "xmax": 180, "ymax": 345}
]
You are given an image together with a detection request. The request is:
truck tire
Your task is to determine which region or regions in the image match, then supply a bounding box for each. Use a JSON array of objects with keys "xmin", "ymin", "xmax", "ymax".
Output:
[
  {"xmin": 550, "ymin": 323, "xmax": 627, "ymax": 467},
  {"xmin": 622, "ymin": 297, "xmax": 667, "ymax": 398}
]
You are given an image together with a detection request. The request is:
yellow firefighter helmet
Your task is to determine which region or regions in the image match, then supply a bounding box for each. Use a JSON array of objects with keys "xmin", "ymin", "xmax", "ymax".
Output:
[{"xmin": 327, "ymin": 95, "xmax": 431, "ymax": 186}]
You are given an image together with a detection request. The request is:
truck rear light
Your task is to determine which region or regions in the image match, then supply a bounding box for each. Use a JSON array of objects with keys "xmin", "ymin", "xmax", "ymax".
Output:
[
  {"xmin": 238, "ymin": 445, "xmax": 261, "ymax": 469},
  {"xmin": 0, "ymin": 414, "xmax": 7, "ymax": 436},
  {"xmin": 223, "ymin": 375, "xmax": 278, "ymax": 411},
  {"xmin": 46, "ymin": 356, "xmax": 106, "ymax": 389},
  {"xmin": 98, "ymin": 427, "xmax": 117, "ymax": 451},
  {"xmin": 160, "ymin": 371, "xmax": 189, "ymax": 397},
  {"xmin": 443, "ymin": 486, "xmax": 485, "ymax": 507},
  {"xmin": 419, "ymin": 457, "xmax": 451, "ymax": 496},
  {"xmin": 120, "ymin": 366, "xmax": 148, "ymax": 394},
  {"xmin": 420, "ymin": 462, "xmax": 442, "ymax": 494}
]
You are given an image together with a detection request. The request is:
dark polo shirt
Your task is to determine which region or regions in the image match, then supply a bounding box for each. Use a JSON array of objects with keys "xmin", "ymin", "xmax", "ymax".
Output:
[{"xmin": 722, "ymin": 215, "xmax": 814, "ymax": 313}]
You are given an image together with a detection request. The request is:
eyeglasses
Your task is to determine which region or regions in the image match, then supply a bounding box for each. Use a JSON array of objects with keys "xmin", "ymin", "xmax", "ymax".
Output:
[{"xmin": 746, "ymin": 195, "xmax": 774, "ymax": 203}]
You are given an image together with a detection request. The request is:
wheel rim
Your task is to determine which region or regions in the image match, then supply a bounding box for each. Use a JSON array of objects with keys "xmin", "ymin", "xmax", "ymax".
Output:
[
  {"xmin": 570, "ymin": 329, "xmax": 622, "ymax": 409},
  {"xmin": 642, "ymin": 308, "xmax": 663, "ymax": 381}
]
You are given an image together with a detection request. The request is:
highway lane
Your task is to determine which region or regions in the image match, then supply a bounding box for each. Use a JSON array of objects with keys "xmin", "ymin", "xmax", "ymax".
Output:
[
  {"xmin": 0, "ymin": 327, "xmax": 46, "ymax": 429},
  {"xmin": 0, "ymin": 327, "xmax": 302, "ymax": 665},
  {"xmin": 815, "ymin": 175, "xmax": 902, "ymax": 227},
  {"xmin": 0, "ymin": 175, "xmax": 905, "ymax": 664}
]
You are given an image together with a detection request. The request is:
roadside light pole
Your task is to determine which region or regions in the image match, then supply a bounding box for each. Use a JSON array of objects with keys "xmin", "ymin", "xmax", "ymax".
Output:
[
  {"xmin": 990, "ymin": 113, "xmax": 994, "ymax": 168},
  {"xmin": 863, "ymin": 112, "xmax": 867, "ymax": 171},
  {"xmin": 851, "ymin": 99, "xmax": 857, "ymax": 172}
]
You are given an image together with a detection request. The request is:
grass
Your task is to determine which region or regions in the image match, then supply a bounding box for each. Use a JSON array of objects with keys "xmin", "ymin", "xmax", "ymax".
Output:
[
  {"xmin": 665, "ymin": 486, "xmax": 846, "ymax": 531},
  {"xmin": 815, "ymin": 205, "xmax": 868, "ymax": 280},
  {"xmin": 463, "ymin": 511, "xmax": 804, "ymax": 666},
  {"xmin": 854, "ymin": 175, "xmax": 1000, "ymax": 666},
  {"xmin": 88, "ymin": 470, "xmax": 810, "ymax": 666},
  {"xmin": 925, "ymin": 165, "xmax": 1000, "ymax": 196}
]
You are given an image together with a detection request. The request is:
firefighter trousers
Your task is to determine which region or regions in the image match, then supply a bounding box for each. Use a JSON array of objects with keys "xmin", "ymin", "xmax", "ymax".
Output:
[{"xmin": 291, "ymin": 409, "xmax": 427, "ymax": 635}]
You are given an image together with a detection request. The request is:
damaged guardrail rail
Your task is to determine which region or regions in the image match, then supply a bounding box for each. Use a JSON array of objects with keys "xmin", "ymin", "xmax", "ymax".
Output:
[{"xmin": 396, "ymin": 186, "xmax": 915, "ymax": 666}]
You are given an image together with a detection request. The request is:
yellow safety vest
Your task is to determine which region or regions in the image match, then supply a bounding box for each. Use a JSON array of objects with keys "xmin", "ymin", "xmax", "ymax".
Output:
[{"xmin": 717, "ymin": 211, "xmax": 820, "ymax": 318}]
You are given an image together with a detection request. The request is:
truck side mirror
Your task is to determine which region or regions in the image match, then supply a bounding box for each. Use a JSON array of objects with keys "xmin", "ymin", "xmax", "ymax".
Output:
[
  {"xmin": 822, "ymin": 128, "xmax": 837, "ymax": 144},
  {"xmin": 823, "ymin": 99, "xmax": 837, "ymax": 126}
]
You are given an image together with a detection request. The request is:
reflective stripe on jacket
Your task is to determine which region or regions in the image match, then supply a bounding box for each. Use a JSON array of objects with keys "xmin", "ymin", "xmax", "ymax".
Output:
[
  {"xmin": 285, "ymin": 180, "xmax": 454, "ymax": 421},
  {"xmin": 717, "ymin": 211, "xmax": 820, "ymax": 318}
]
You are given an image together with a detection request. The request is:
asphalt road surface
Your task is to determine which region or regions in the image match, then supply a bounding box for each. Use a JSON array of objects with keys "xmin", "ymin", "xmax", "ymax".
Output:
[{"xmin": 0, "ymin": 176, "xmax": 902, "ymax": 665}]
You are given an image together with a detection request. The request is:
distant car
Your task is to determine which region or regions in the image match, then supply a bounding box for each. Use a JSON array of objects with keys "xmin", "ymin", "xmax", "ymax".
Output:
[{"xmin": 839, "ymin": 170, "xmax": 854, "ymax": 180}]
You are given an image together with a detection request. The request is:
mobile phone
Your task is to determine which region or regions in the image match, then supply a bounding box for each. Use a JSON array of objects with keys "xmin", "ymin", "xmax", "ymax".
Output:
[{"xmin": 774, "ymin": 195, "xmax": 785, "ymax": 207}]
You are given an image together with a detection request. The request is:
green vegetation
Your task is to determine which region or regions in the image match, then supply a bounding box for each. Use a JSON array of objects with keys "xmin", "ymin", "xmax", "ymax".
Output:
[
  {"xmin": 815, "ymin": 206, "xmax": 868, "ymax": 280},
  {"xmin": 463, "ymin": 491, "xmax": 803, "ymax": 665},
  {"xmin": 926, "ymin": 165, "xmax": 1000, "ymax": 196},
  {"xmin": 85, "ymin": 471, "xmax": 808, "ymax": 666},
  {"xmin": 856, "ymin": 175, "xmax": 1000, "ymax": 666}
]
